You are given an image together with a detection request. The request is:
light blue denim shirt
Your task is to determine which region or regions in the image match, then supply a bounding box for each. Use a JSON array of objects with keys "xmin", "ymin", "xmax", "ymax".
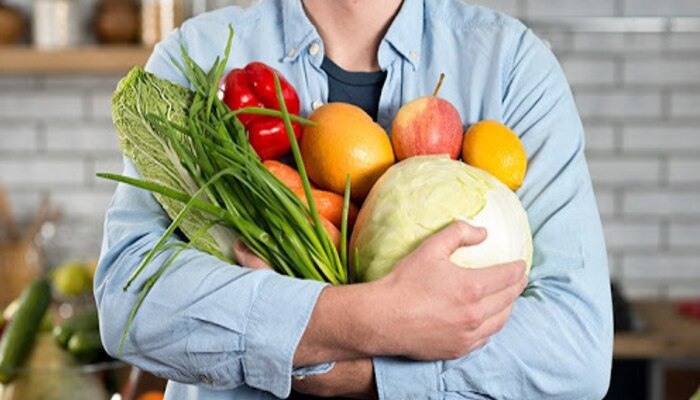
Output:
[{"xmin": 95, "ymin": 0, "xmax": 613, "ymax": 399}]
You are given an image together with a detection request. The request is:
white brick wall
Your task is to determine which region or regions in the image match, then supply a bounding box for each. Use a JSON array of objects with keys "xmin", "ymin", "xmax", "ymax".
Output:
[
  {"xmin": 588, "ymin": 158, "xmax": 662, "ymax": 185},
  {"xmin": 1, "ymin": 0, "xmax": 699, "ymax": 299},
  {"xmin": 670, "ymin": 93, "xmax": 700, "ymax": 118},
  {"xmin": 669, "ymin": 160, "xmax": 700, "ymax": 184},
  {"xmin": 625, "ymin": 59, "xmax": 700, "ymax": 86},
  {"xmin": 0, "ymin": 93, "xmax": 85, "ymax": 120},
  {"xmin": 575, "ymin": 91, "xmax": 663, "ymax": 119},
  {"xmin": 603, "ymin": 221, "xmax": 661, "ymax": 249},
  {"xmin": 561, "ymin": 58, "xmax": 618, "ymax": 86},
  {"xmin": 583, "ymin": 123, "xmax": 617, "ymax": 152},
  {"xmin": 622, "ymin": 0, "xmax": 700, "ymax": 16},
  {"xmin": 670, "ymin": 224, "xmax": 700, "ymax": 249},
  {"xmin": 669, "ymin": 33, "xmax": 700, "ymax": 51},
  {"xmin": 526, "ymin": 0, "xmax": 617, "ymax": 17},
  {"xmin": 572, "ymin": 33, "xmax": 667, "ymax": 53},
  {"xmin": 0, "ymin": 158, "xmax": 86, "ymax": 188},
  {"xmin": 622, "ymin": 125, "xmax": 700, "ymax": 153},
  {"xmin": 624, "ymin": 191, "xmax": 700, "ymax": 217},
  {"xmin": 0, "ymin": 123, "xmax": 39, "ymax": 151}
]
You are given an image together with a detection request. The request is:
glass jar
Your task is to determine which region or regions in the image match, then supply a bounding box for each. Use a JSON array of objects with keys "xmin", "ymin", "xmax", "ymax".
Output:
[
  {"xmin": 141, "ymin": 0, "xmax": 185, "ymax": 47},
  {"xmin": 33, "ymin": 0, "xmax": 82, "ymax": 49}
]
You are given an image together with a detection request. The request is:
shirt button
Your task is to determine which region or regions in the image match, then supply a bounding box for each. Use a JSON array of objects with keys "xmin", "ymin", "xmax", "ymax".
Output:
[
  {"xmin": 312, "ymin": 100, "xmax": 324, "ymax": 110},
  {"xmin": 309, "ymin": 42, "xmax": 321, "ymax": 56},
  {"xmin": 287, "ymin": 48, "xmax": 297, "ymax": 58},
  {"xmin": 409, "ymin": 51, "xmax": 419, "ymax": 60}
]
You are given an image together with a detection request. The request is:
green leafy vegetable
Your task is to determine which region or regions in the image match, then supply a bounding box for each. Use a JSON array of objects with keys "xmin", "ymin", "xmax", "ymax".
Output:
[
  {"xmin": 350, "ymin": 155, "xmax": 533, "ymax": 282},
  {"xmin": 100, "ymin": 27, "xmax": 351, "ymax": 355},
  {"xmin": 112, "ymin": 64, "xmax": 233, "ymax": 260}
]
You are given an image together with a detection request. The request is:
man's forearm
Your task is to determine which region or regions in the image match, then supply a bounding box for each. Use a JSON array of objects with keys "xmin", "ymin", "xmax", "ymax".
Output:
[
  {"xmin": 292, "ymin": 226, "xmax": 526, "ymax": 368},
  {"xmin": 293, "ymin": 282, "xmax": 384, "ymax": 366}
]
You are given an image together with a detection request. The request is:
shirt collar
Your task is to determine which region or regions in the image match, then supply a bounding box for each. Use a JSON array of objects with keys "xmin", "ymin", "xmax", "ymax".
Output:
[
  {"xmin": 281, "ymin": 0, "xmax": 425, "ymax": 68},
  {"xmin": 381, "ymin": 0, "xmax": 425, "ymax": 69},
  {"xmin": 281, "ymin": 0, "xmax": 320, "ymax": 62}
]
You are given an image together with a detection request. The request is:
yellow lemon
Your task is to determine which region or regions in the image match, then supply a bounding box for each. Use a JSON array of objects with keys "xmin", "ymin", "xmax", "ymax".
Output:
[{"xmin": 462, "ymin": 120, "xmax": 527, "ymax": 191}]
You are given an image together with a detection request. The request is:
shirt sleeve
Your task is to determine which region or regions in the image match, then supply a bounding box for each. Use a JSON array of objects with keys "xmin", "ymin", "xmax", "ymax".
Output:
[
  {"xmin": 94, "ymin": 28, "xmax": 328, "ymax": 399},
  {"xmin": 373, "ymin": 27, "xmax": 613, "ymax": 400}
]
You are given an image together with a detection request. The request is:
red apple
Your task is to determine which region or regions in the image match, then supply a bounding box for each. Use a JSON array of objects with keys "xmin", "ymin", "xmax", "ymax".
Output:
[{"xmin": 391, "ymin": 95, "xmax": 463, "ymax": 160}]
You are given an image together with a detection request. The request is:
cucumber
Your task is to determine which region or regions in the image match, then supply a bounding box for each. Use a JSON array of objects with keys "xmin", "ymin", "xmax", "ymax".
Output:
[
  {"xmin": 52, "ymin": 308, "xmax": 99, "ymax": 349},
  {"xmin": 67, "ymin": 331, "xmax": 106, "ymax": 363},
  {"xmin": 0, "ymin": 278, "xmax": 51, "ymax": 384}
]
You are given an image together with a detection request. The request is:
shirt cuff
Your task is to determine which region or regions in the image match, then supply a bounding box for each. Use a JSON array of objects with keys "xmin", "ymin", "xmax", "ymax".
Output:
[
  {"xmin": 242, "ymin": 273, "xmax": 328, "ymax": 398},
  {"xmin": 292, "ymin": 362, "xmax": 335, "ymax": 378},
  {"xmin": 373, "ymin": 357, "xmax": 441, "ymax": 400}
]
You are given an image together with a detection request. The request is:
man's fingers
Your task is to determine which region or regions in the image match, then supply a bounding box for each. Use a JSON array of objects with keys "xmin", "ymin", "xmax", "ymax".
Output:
[
  {"xmin": 472, "ymin": 301, "xmax": 515, "ymax": 343},
  {"xmin": 422, "ymin": 220, "xmax": 487, "ymax": 258},
  {"xmin": 465, "ymin": 337, "xmax": 489, "ymax": 354},
  {"xmin": 462, "ymin": 260, "xmax": 526, "ymax": 297},
  {"xmin": 233, "ymin": 240, "xmax": 274, "ymax": 270},
  {"xmin": 232, "ymin": 239, "xmax": 250, "ymax": 263},
  {"xmin": 477, "ymin": 272, "xmax": 527, "ymax": 321}
]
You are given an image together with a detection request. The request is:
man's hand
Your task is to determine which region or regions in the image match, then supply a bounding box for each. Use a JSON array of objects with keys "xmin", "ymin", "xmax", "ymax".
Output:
[
  {"xmin": 367, "ymin": 221, "xmax": 528, "ymax": 360},
  {"xmin": 233, "ymin": 239, "xmax": 273, "ymax": 270},
  {"xmin": 294, "ymin": 221, "xmax": 527, "ymax": 365},
  {"xmin": 292, "ymin": 359, "xmax": 377, "ymax": 400}
]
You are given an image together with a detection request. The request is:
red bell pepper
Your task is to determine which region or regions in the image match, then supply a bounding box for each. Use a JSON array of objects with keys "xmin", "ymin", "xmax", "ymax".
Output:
[
  {"xmin": 679, "ymin": 299, "xmax": 700, "ymax": 321},
  {"xmin": 222, "ymin": 62, "xmax": 302, "ymax": 160}
]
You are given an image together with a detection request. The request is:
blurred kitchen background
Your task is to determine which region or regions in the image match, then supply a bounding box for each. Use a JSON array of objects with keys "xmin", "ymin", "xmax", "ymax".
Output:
[{"xmin": 0, "ymin": 0, "xmax": 698, "ymax": 399}]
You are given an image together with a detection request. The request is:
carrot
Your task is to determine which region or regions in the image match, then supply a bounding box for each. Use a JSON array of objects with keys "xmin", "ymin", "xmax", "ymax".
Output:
[
  {"xmin": 263, "ymin": 160, "xmax": 304, "ymax": 189},
  {"xmin": 136, "ymin": 392, "xmax": 165, "ymax": 400},
  {"xmin": 320, "ymin": 216, "xmax": 342, "ymax": 250},
  {"xmin": 292, "ymin": 187, "xmax": 358, "ymax": 230}
]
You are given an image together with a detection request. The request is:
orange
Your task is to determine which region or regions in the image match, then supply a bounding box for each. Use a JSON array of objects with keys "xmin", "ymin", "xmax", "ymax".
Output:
[
  {"xmin": 462, "ymin": 120, "xmax": 527, "ymax": 191},
  {"xmin": 291, "ymin": 187, "xmax": 359, "ymax": 230},
  {"xmin": 301, "ymin": 103, "xmax": 395, "ymax": 202},
  {"xmin": 136, "ymin": 392, "xmax": 165, "ymax": 400}
]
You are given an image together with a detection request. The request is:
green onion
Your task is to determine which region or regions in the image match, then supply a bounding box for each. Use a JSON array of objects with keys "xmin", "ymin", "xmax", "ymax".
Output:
[{"xmin": 99, "ymin": 26, "xmax": 352, "ymax": 354}]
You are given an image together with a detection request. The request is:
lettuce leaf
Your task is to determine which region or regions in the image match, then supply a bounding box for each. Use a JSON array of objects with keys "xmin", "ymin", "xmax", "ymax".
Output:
[{"xmin": 112, "ymin": 67, "xmax": 234, "ymax": 260}]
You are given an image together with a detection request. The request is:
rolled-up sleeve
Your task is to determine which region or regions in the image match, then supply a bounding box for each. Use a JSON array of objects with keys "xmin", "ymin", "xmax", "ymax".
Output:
[
  {"xmin": 373, "ymin": 27, "xmax": 613, "ymax": 399},
  {"xmin": 95, "ymin": 159, "xmax": 327, "ymax": 398},
  {"xmin": 95, "ymin": 26, "xmax": 329, "ymax": 397}
]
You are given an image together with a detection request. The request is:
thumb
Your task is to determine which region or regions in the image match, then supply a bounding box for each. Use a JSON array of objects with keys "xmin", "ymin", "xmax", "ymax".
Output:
[{"xmin": 422, "ymin": 220, "xmax": 487, "ymax": 258}]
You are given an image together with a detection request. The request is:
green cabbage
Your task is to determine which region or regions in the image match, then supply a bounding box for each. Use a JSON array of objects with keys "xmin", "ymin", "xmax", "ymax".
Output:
[
  {"xmin": 112, "ymin": 68, "xmax": 235, "ymax": 260},
  {"xmin": 350, "ymin": 155, "xmax": 533, "ymax": 282}
]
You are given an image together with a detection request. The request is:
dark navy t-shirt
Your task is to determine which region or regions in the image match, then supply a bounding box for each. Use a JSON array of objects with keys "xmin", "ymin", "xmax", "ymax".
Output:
[{"xmin": 321, "ymin": 57, "xmax": 387, "ymax": 121}]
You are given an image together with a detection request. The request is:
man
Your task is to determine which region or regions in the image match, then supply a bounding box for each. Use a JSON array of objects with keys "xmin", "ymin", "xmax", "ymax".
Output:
[{"xmin": 96, "ymin": 0, "xmax": 613, "ymax": 398}]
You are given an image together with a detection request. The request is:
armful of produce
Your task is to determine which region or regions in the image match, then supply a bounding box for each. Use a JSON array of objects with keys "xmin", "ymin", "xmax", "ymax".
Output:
[
  {"xmin": 100, "ymin": 28, "xmax": 352, "ymax": 354},
  {"xmin": 98, "ymin": 26, "xmax": 533, "ymax": 354}
]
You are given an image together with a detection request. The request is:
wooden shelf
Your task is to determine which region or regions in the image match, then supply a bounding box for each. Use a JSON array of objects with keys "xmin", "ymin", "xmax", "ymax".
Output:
[
  {"xmin": 0, "ymin": 46, "xmax": 153, "ymax": 74},
  {"xmin": 614, "ymin": 301, "xmax": 700, "ymax": 359}
]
